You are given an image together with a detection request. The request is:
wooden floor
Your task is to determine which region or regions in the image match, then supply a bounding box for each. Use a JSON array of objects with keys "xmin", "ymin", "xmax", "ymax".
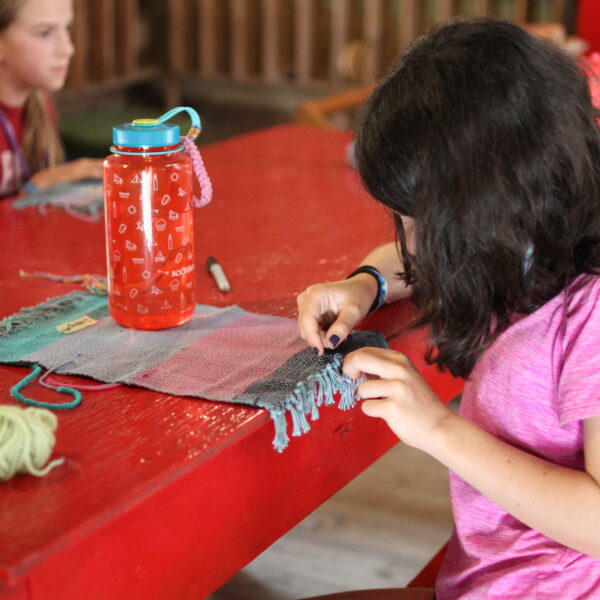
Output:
[{"xmin": 208, "ymin": 442, "xmax": 454, "ymax": 600}]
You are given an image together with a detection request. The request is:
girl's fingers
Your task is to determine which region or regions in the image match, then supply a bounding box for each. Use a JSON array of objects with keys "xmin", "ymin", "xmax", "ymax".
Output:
[
  {"xmin": 297, "ymin": 293, "xmax": 328, "ymax": 355},
  {"xmin": 357, "ymin": 378, "xmax": 404, "ymax": 400},
  {"xmin": 297, "ymin": 313, "xmax": 325, "ymax": 355},
  {"xmin": 356, "ymin": 380, "xmax": 404, "ymax": 420},
  {"xmin": 361, "ymin": 398, "xmax": 392, "ymax": 419},
  {"xmin": 324, "ymin": 305, "xmax": 362, "ymax": 349},
  {"xmin": 297, "ymin": 279, "xmax": 373, "ymax": 355},
  {"xmin": 343, "ymin": 347, "xmax": 412, "ymax": 380}
]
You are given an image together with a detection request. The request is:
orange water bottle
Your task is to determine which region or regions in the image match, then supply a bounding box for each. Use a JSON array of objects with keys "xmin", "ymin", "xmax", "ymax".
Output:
[{"xmin": 103, "ymin": 107, "xmax": 212, "ymax": 330}]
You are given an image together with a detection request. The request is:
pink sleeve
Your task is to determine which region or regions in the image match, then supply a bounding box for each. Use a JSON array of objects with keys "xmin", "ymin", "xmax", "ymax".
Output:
[{"xmin": 557, "ymin": 276, "xmax": 600, "ymax": 426}]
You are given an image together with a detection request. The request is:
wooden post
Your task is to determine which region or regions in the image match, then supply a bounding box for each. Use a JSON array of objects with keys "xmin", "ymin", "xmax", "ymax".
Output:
[
  {"xmin": 115, "ymin": 0, "xmax": 139, "ymax": 76},
  {"xmin": 165, "ymin": 0, "xmax": 186, "ymax": 108},
  {"xmin": 436, "ymin": 0, "xmax": 453, "ymax": 20},
  {"xmin": 295, "ymin": 0, "xmax": 314, "ymax": 84},
  {"xmin": 551, "ymin": 0, "xmax": 566, "ymax": 22},
  {"xmin": 514, "ymin": 0, "xmax": 528, "ymax": 22},
  {"xmin": 330, "ymin": 0, "xmax": 351, "ymax": 82},
  {"xmin": 261, "ymin": 0, "xmax": 280, "ymax": 82},
  {"xmin": 199, "ymin": 0, "xmax": 218, "ymax": 77},
  {"xmin": 231, "ymin": 0, "xmax": 249, "ymax": 80},
  {"xmin": 67, "ymin": 0, "xmax": 89, "ymax": 90},
  {"xmin": 363, "ymin": 0, "xmax": 384, "ymax": 83},
  {"xmin": 167, "ymin": 0, "xmax": 186, "ymax": 73},
  {"xmin": 398, "ymin": 0, "xmax": 418, "ymax": 52},
  {"xmin": 90, "ymin": 0, "xmax": 116, "ymax": 82},
  {"xmin": 472, "ymin": 0, "xmax": 489, "ymax": 16}
]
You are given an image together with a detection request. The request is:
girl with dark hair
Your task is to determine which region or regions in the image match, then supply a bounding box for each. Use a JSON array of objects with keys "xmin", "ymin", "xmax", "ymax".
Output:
[
  {"xmin": 297, "ymin": 18, "xmax": 600, "ymax": 600},
  {"xmin": 0, "ymin": 0, "xmax": 102, "ymax": 197}
]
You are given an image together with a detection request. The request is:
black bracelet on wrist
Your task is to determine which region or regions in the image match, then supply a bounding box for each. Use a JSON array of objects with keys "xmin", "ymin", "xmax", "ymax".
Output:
[{"xmin": 346, "ymin": 265, "xmax": 388, "ymax": 316}]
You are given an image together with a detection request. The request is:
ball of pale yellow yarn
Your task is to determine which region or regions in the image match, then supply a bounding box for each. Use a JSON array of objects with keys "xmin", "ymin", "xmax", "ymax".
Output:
[{"xmin": 0, "ymin": 405, "xmax": 64, "ymax": 481}]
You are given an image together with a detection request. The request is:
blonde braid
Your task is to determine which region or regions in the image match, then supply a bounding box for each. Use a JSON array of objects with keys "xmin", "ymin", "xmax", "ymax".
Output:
[{"xmin": 23, "ymin": 90, "xmax": 65, "ymax": 174}]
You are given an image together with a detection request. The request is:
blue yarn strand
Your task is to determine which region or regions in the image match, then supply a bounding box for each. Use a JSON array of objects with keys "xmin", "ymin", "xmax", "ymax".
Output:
[{"xmin": 11, "ymin": 365, "xmax": 82, "ymax": 409}]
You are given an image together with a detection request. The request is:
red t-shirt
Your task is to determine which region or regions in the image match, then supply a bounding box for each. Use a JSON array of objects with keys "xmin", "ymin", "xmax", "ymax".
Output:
[{"xmin": 0, "ymin": 103, "xmax": 26, "ymax": 197}]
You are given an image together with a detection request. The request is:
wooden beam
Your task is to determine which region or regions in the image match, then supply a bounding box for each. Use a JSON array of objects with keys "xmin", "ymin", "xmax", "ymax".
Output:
[
  {"xmin": 363, "ymin": 0, "xmax": 384, "ymax": 83},
  {"xmin": 472, "ymin": 0, "xmax": 489, "ymax": 17},
  {"xmin": 167, "ymin": 0, "xmax": 186, "ymax": 72},
  {"xmin": 294, "ymin": 0, "xmax": 314, "ymax": 84},
  {"xmin": 116, "ymin": 0, "xmax": 139, "ymax": 75},
  {"xmin": 199, "ymin": 0, "xmax": 218, "ymax": 77},
  {"xmin": 330, "ymin": 0, "xmax": 351, "ymax": 82},
  {"xmin": 551, "ymin": 0, "xmax": 566, "ymax": 22},
  {"xmin": 67, "ymin": 0, "xmax": 89, "ymax": 90},
  {"xmin": 90, "ymin": 0, "xmax": 116, "ymax": 81},
  {"xmin": 514, "ymin": 0, "xmax": 528, "ymax": 22},
  {"xmin": 437, "ymin": 0, "xmax": 453, "ymax": 20},
  {"xmin": 261, "ymin": 0, "xmax": 280, "ymax": 82},
  {"xmin": 398, "ymin": 0, "xmax": 418, "ymax": 52},
  {"xmin": 230, "ymin": 0, "xmax": 248, "ymax": 80}
]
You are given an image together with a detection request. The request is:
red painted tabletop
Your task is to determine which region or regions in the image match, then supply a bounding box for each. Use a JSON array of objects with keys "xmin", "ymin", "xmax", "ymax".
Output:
[{"xmin": 0, "ymin": 125, "xmax": 463, "ymax": 600}]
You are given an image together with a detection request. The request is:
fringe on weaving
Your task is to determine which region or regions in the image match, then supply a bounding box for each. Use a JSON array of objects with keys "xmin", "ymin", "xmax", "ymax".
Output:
[
  {"xmin": 0, "ymin": 291, "xmax": 94, "ymax": 337},
  {"xmin": 270, "ymin": 354, "xmax": 365, "ymax": 453}
]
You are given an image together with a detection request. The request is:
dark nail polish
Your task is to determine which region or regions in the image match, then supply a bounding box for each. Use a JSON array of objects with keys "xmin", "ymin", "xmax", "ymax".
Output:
[
  {"xmin": 329, "ymin": 335, "xmax": 340, "ymax": 348},
  {"xmin": 312, "ymin": 347, "xmax": 320, "ymax": 356}
]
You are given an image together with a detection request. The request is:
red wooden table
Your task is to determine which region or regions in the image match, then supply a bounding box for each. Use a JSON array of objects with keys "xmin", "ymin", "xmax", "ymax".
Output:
[{"xmin": 0, "ymin": 125, "xmax": 462, "ymax": 600}]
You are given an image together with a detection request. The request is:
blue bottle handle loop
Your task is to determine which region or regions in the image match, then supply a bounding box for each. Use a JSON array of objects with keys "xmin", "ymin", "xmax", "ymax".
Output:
[
  {"xmin": 158, "ymin": 107, "xmax": 202, "ymax": 140},
  {"xmin": 110, "ymin": 106, "xmax": 203, "ymax": 155}
]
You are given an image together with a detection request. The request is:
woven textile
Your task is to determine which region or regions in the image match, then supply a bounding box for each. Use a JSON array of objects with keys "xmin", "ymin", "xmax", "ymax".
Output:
[
  {"xmin": 0, "ymin": 291, "xmax": 388, "ymax": 451},
  {"xmin": 13, "ymin": 180, "xmax": 103, "ymax": 221}
]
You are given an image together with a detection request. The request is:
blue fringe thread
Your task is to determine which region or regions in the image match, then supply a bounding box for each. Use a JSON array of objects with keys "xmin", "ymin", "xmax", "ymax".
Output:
[
  {"xmin": 270, "ymin": 353, "xmax": 366, "ymax": 453},
  {"xmin": 0, "ymin": 291, "xmax": 93, "ymax": 337},
  {"xmin": 11, "ymin": 365, "xmax": 82, "ymax": 410}
]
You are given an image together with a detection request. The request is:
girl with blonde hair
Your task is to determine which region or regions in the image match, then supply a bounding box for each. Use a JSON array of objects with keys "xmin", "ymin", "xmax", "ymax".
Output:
[{"xmin": 0, "ymin": 0, "xmax": 102, "ymax": 197}]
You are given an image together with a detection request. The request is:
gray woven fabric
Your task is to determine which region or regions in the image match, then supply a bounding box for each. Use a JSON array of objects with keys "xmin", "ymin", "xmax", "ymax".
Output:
[{"xmin": 0, "ymin": 292, "xmax": 389, "ymax": 450}]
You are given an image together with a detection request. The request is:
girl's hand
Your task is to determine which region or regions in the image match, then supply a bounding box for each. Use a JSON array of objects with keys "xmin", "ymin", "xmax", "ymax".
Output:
[
  {"xmin": 297, "ymin": 274, "xmax": 377, "ymax": 354},
  {"xmin": 29, "ymin": 158, "xmax": 104, "ymax": 190},
  {"xmin": 343, "ymin": 347, "xmax": 454, "ymax": 453}
]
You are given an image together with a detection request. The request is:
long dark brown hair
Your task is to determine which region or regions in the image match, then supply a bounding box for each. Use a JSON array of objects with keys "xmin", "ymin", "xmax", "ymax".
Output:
[
  {"xmin": 0, "ymin": 0, "xmax": 65, "ymax": 174},
  {"xmin": 356, "ymin": 18, "xmax": 600, "ymax": 378}
]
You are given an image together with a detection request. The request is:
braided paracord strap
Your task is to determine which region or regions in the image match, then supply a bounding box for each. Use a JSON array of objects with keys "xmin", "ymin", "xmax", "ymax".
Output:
[{"xmin": 181, "ymin": 136, "xmax": 213, "ymax": 208}]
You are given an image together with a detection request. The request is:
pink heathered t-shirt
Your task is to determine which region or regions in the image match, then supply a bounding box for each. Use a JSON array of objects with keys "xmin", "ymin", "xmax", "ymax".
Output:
[{"xmin": 436, "ymin": 274, "xmax": 600, "ymax": 600}]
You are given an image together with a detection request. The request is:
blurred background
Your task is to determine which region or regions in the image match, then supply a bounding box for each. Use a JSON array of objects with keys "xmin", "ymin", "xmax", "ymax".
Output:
[{"xmin": 58, "ymin": 0, "xmax": 594, "ymax": 157}]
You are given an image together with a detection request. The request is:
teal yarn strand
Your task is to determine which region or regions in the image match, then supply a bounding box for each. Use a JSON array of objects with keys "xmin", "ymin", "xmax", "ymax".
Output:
[{"xmin": 11, "ymin": 365, "xmax": 82, "ymax": 410}]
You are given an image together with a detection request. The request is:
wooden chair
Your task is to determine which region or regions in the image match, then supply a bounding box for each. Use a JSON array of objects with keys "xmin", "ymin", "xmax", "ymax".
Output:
[
  {"xmin": 293, "ymin": 22, "xmax": 587, "ymax": 131},
  {"xmin": 299, "ymin": 542, "xmax": 448, "ymax": 600},
  {"xmin": 293, "ymin": 84, "xmax": 374, "ymax": 130}
]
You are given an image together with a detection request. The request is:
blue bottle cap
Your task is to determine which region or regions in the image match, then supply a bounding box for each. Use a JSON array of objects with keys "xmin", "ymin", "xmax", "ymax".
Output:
[{"xmin": 112, "ymin": 118, "xmax": 180, "ymax": 148}]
